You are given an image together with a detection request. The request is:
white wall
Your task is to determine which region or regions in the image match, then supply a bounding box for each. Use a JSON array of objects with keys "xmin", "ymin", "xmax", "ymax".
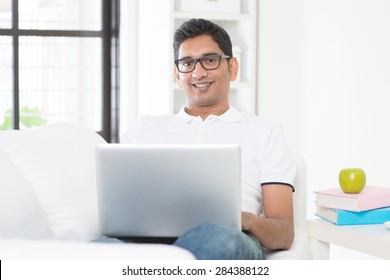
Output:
[
  {"xmin": 119, "ymin": 0, "xmax": 138, "ymax": 134},
  {"xmin": 120, "ymin": 0, "xmax": 172, "ymax": 136},
  {"xmin": 258, "ymin": 0, "xmax": 390, "ymax": 258},
  {"xmin": 258, "ymin": 0, "xmax": 304, "ymax": 154},
  {"xmin": 137, "ymin": 0, "xmax": 172, "ymax": 116},
  {"xmin": 259, "ymin": 0, "xmax": 390, "ymax": 209}
]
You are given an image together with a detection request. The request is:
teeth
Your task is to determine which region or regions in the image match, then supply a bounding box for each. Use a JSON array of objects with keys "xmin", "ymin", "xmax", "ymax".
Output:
[{"xmin": 194, "ymin": 82, "xmax": 211, "ymax": 88}]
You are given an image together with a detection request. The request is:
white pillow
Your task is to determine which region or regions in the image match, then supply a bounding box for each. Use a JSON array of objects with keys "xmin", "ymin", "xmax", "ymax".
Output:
[
  {"xmin": 0, "ymin": 123, "xmax": 106, "ymax": 241},
  {"xmin": 0, "ymin": 138, "xmax": 52, "ymax": 239}
]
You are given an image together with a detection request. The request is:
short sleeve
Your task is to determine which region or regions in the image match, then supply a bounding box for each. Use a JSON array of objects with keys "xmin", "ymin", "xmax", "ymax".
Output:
[{"xmin": 260, "ymin": 124, "xmax": 296, "ymax": 190}]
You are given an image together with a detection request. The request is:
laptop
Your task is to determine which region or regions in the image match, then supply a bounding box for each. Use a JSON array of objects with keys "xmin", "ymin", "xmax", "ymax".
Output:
[{"xmin": 95, "ymin": 144, "xmax": 241, "ymax": 239}]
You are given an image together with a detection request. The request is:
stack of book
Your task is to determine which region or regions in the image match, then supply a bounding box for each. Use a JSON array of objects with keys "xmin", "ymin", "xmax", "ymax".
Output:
[{"xmin": 314, "ymin": 185, "xmax": 390, "ymax": 225}]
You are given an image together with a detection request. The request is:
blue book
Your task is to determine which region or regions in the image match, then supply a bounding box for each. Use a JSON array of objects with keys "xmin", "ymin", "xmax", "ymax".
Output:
[{"xmin": 315, "ymin": 205, "xmax": 390, "ymax": 225}]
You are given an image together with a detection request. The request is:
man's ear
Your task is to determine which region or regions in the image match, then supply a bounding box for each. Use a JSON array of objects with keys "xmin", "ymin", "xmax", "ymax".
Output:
[
  {"xmin": 174, "ymin": 66, "xmax": 183, "ymax": 88},
  {"xmin": 229, "ymin": 57, "xmax": 239, "ymax": 81}
]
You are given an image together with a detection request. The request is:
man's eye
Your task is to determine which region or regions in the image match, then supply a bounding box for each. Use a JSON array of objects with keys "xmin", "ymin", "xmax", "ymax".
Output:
[
  {"xmin": 181, "ymin": 60, "xmax": 194, "ymax": 67},
  {"xmin": 204, "ymin": 56, "xmax": 218, "ymax": 63}
]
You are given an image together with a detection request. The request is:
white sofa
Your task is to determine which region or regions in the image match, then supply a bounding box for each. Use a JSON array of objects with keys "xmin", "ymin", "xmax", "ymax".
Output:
[{"xmin": 0, "ymin": 122, "xmax": 312, "ymax": 259}]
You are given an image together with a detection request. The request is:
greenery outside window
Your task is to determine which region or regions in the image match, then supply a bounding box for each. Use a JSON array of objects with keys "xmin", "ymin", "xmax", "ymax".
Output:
[{"xmin": 0, "ymin": 0, "xmax": 119, "ymax": 142}]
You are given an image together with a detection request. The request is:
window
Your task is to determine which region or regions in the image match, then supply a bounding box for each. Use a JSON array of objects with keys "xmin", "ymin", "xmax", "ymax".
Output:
[{"xmin": 0, "ymin": 0, "xmax": 119, "ymax": 142}]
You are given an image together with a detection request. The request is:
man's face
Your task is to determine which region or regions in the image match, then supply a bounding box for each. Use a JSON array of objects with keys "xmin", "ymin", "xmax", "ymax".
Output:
[{"xmin": 174, "ymin": 35, "xmax": 238, "ymax": 111}]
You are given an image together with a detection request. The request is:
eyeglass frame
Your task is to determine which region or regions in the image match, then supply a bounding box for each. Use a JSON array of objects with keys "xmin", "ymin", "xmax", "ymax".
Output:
[{"xmin": 174, "ymin": 54, "xmax": 231, "ymax": 73}]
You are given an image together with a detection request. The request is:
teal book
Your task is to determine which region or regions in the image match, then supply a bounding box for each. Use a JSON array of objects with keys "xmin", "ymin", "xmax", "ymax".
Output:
[{"xmin": 315, "ymin": 205, "xmax": 390, "ymax": 225}]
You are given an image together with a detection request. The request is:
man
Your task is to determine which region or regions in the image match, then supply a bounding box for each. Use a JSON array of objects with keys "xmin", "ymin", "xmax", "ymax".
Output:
[{"xmin": 121, "ymin": 18, "xmax": 296, "ymax": 260}]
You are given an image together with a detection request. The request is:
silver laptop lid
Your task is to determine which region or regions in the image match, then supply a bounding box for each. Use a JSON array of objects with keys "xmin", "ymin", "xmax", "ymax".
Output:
[{"xmin": 95, "ymin": 144, "xmax": 241, "ymax": 238}]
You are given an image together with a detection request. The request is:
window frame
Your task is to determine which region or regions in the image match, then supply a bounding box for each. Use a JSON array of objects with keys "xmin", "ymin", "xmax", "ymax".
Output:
[{"xmin": 0, "ymin": 0, "xmax": 119, "ymax": 142}]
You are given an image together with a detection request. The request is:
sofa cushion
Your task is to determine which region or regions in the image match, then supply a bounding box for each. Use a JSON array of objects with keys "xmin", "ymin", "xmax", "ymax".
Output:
[
  {"xmin": 0, "ymin": 145, "xmax": 52, "ymax": 239},
  {"xmin": 0, "ymin": 238, "xmax": 196, "ymax": 259},
  {"xmin": 0, "ymin": 123, "xmax": 106, "ymax": 241}
]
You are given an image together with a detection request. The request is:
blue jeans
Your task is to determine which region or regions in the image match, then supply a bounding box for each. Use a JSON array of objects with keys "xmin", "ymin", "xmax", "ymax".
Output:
[
  {"xmin": 94, "ymin": 223, "xmax": 265, "ymax": 260},
  {"xmin": 174, "ymin": 223, "xmax": 265, "ymax": 260}
]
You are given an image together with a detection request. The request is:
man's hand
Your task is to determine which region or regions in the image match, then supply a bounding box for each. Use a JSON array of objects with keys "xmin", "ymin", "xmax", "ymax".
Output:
[{"xmin": 241, "ymin": 211, "xmax": 255, "ymax": 231}]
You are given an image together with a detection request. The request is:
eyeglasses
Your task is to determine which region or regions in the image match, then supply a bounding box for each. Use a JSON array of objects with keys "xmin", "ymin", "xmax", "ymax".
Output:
[{"xmin": 174, "ymin": 54, "xmax": 231, "ymax": 73}]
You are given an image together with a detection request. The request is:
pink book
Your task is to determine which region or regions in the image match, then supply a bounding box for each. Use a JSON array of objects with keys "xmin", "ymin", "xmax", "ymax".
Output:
[{"xmin": 314, "ymin": 185, "xmax": 390, "ymax": 212}]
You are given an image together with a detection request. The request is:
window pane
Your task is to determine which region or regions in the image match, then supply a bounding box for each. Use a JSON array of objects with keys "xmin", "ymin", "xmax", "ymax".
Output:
[
  {"xmin": 0, "ymin": 0, "xmax": 12, "ymax": 29},
  {"xmin": 0, "ymin": 36, "xmax": 13, "ymax": 130},
  {"xmin": 19, "ymin": 36, "xmax": 102, "ymax": 130},
  {"xmin": 19, "ymin": 0, "xmax": 102, "ymax": 30}
]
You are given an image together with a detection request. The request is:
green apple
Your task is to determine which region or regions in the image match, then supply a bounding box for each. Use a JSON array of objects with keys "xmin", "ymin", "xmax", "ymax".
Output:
[{"xmin": 339, "ymin": 168, "xmax": 366, "ymax": 194}]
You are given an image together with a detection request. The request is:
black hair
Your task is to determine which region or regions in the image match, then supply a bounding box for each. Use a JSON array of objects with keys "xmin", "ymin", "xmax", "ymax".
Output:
[{"xmin": 173, "ymin": 18, "xmax": 233, "ymax": 60}]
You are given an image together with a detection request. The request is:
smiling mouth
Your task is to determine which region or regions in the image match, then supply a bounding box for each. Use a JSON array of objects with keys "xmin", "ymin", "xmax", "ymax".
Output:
[{"xmin": 192, "ymin": 81, "xmax": 213, "ymax": 89}]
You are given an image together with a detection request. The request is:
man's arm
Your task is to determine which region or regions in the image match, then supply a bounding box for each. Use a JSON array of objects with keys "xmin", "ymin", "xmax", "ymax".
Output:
[{"xmin": 241, "ymin": 184, "xmax": 294, "ymax": 250}]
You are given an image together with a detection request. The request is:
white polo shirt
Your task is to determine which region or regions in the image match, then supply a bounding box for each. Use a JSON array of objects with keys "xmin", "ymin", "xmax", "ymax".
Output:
[{"xmin": 121, "ymin": 106, "xmax": 295, "ymax": 217}]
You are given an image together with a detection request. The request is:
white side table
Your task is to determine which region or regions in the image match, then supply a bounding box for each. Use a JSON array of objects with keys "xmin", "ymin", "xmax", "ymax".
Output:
[{"xmin": 307, "ymin": 219, "xmax": 390, "ymax": 259}]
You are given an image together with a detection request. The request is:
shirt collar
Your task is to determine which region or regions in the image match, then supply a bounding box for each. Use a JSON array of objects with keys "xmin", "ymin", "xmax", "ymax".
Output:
[{"xmin": 172, "ymin": 106, "xmax": 242, "ymax": 125}]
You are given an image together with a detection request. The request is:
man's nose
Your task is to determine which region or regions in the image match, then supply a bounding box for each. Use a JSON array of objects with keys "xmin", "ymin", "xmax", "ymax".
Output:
[{"xmin": 192, "ymin": 61, "xmax": 208, "ymax": 79}]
